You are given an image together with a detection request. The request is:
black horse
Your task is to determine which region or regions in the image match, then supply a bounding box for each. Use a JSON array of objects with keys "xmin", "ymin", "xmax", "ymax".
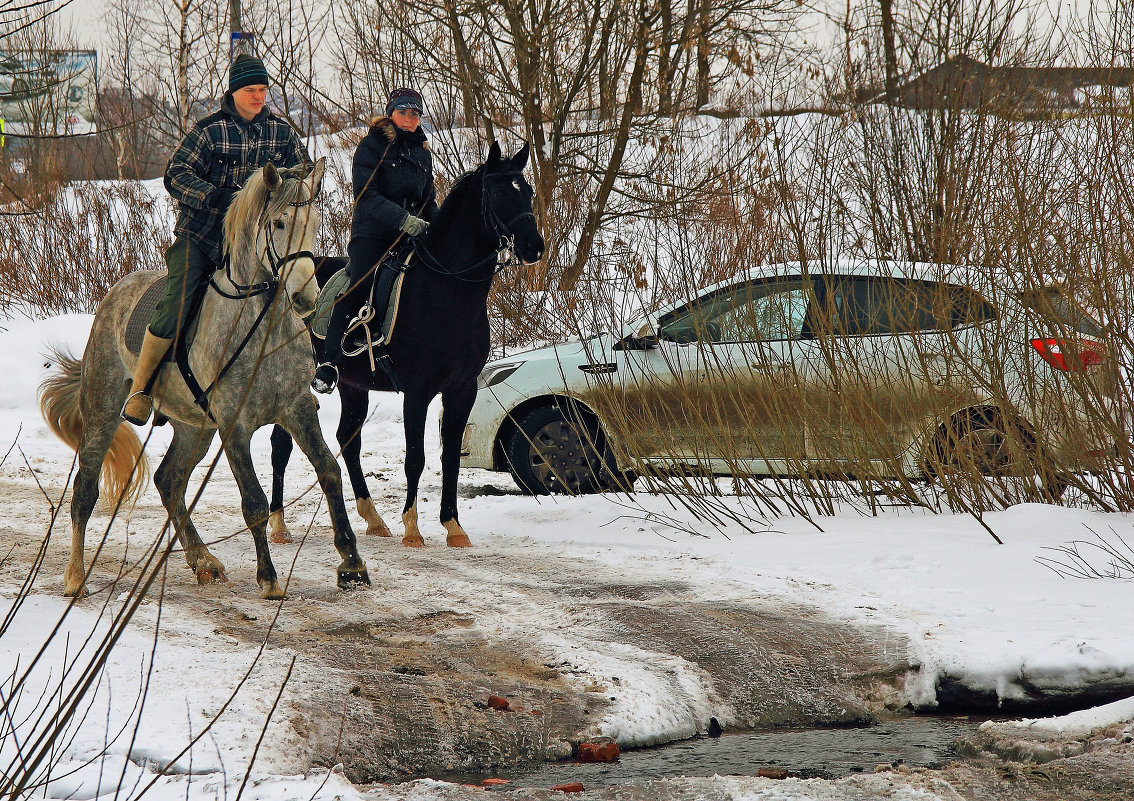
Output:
[{"xmin": 268, "ymin": 142, "xmax": 544, "ymax": 547}]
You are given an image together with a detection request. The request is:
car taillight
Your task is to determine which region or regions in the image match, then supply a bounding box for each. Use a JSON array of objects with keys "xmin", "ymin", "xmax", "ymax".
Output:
[{"xmin": 1030, "ymin": 338, "xmax": 1105, "ymax": 371}]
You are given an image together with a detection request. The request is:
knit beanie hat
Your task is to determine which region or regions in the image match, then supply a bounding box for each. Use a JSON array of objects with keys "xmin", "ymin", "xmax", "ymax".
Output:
[
  {"xmin": 229, "ymin": 54, "xmax": 270, "ymax": 92},
  {"xmin": 386, "ymin": 87, "xmax": 425, "ymax": 116}
]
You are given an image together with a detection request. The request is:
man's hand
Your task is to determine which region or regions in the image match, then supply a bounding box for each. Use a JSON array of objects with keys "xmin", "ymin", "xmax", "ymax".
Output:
[
  {"xmin": 208, "ymin": 187, "xmax": 239, "ymax": 211},
  {"xmin": 399, "ymin": 213, "xmax": 429, "ymax": 237}
]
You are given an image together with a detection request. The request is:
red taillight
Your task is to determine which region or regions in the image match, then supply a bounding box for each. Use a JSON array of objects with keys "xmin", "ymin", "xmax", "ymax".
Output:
[{"xmin": 1030, "ymin": 338, "xmax": 1106, "ymax": 371}]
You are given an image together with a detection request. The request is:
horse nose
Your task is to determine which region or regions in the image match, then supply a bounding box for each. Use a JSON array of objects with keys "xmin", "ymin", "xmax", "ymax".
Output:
[{"xmin": 292, "ymin": 289, "xmax": 316, "ymax": 316}]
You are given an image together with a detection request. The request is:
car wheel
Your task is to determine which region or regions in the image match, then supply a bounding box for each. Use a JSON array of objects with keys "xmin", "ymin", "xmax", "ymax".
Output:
[
  {"xmin": 505, "ymin": 402, "xmax": 633, "ymax": 495},
  {"xmin": 932, "ymin": 409, "xmax": 1067, "ymax": 502}
]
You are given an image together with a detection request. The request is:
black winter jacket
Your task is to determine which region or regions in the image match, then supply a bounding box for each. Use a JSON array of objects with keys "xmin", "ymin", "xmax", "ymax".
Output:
[{"xmin": 350, "ymin": 117, "xmax": 438, "ymax": 246}]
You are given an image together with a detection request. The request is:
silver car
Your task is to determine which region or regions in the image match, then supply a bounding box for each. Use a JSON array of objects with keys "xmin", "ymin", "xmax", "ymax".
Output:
[{"xmin": 462, "ymin": 260, "xmax": 1119, "ymax": 496}]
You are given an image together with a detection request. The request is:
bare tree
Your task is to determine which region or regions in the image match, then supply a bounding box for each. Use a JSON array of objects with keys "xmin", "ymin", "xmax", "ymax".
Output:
[{"xmin": 327, "ymin": 0, "xmax": 801, "ymax": 292}]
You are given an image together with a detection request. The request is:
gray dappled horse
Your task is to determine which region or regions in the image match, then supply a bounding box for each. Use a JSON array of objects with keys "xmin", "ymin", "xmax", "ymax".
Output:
[{"xmin": 40, "ymin": 159, "xmax": 369, "ymax": 599}]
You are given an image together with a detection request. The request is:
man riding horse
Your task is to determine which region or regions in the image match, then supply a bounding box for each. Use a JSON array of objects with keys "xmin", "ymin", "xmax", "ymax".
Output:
[{"xmin": 122, "ymin": 53, "xmax": 312, "ymax": 425}]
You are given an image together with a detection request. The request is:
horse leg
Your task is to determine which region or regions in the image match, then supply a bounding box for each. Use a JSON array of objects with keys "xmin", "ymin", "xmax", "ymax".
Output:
[
  {"xmin": 65, "ymin": 418, "xmax": 121, "ymax": 597},
  {"xmin": 154, "ymin": 423, "xmax": 226, "ymax": 584},
  {"xmin": 400, "ymin": 392, "xmax": 431, "ymax": 547},
  {"xmin": 439, "ymin": 385, "xmax": 476, "ymax": 547},
  {"xmin": 337, "ymin": 384, "xmax": 391, "ymax": 537},
  {"xmin": 286, "ymin": 395, "xmax": 370, "ymax": 587},
  {"xmin": 220, "ymin": 428, "xmax": 284, "ymax": 599},
  {"xmin": 268, "ymin": 425, "xmax": 294, "ymax": 544}
]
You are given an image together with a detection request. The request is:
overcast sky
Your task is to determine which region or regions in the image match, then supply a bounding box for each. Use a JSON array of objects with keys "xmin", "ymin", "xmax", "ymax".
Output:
[{"xmin": 52, "ymin": 0, "xmax": 1106, "ymax": 57}]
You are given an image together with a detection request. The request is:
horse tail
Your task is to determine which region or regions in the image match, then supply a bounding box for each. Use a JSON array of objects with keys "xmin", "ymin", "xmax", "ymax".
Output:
[{"xmin": 39, "ymin": 347, "xmax": 150, "ymax": 507}]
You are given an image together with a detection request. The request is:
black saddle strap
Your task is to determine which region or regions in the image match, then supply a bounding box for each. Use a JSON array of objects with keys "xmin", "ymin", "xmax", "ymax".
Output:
[{"xmin": 174, "ymin": 288, "xmax": 277, "ymax": 421}]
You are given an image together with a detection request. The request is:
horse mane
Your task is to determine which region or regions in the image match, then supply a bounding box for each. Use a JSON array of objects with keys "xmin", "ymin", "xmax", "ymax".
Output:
[
  {"xmin": 222, "ymin": 165, "xmax": 309, "ymax": 265},
  {"xmin": 429, "ymin": 166, "xmax": 482, "ymax": 231}
]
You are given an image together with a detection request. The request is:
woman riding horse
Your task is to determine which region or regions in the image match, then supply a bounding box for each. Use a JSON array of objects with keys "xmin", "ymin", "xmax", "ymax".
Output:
[
  {"xmin": 269, "ymin": 141, "xmax": 544, "ymax": 549},
  {"xmin": 312, "ymin": 87, "xmax": 437, "ymax": 393}
]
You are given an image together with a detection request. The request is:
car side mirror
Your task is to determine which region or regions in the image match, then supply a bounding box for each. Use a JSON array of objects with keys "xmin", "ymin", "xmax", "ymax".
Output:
[
  {"xmin": 613, "ymin": 321, "xmax": 658, "ymax": 351},
  {"xmin": 614, "ymin": 333, "xmax": 659, "ymax": 351}
]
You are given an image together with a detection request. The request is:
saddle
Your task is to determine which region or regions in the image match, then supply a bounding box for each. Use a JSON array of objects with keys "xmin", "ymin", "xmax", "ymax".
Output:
[
  {"xmin": 123, "ymin": 270, "xmax": 206, "ymax": 424},
  {"xmin": 310, "ymin": 249, "xmax": 410, "ymax": 389},
  {"xmin": 124, "ymin": 272, "xmax": 168, "ymax": 353}
]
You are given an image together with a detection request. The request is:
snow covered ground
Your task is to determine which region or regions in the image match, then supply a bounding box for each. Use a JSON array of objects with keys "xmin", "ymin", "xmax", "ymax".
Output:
[{"xmin": 3, "ymin": 313, "xmax": 1134, "ymax": 800}]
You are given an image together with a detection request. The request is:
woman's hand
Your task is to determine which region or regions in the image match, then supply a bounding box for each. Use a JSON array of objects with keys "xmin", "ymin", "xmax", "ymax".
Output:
[{"xmin": 400, "ymin": 213, "xmax": 430, "ymax": 237}]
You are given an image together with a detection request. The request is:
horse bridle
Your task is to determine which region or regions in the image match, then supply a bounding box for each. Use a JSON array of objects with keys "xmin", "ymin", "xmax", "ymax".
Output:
[
  {"xmin": 414, "ymin": 168, "xmax": 535, "ymax": 281},
  {"xmin": 482, "ymin": 170, "xmax": 536, "ymax": 257},
  {"xmin": 211, "ymin": 176, "xmax": 322, "ymax": 300}
]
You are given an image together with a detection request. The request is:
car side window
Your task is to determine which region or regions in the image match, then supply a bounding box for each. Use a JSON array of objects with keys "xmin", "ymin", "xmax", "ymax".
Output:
[
  {"xmin": 658, "ymin": 279, "xmax": 814, "ymax": 343},
  {"xmin": 826, "ymin": 278, "xmax": 995, "ymax": 335}
]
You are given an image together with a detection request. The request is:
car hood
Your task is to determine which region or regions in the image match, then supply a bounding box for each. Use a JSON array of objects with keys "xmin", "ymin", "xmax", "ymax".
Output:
[{"xmin": 489, "ymin": 331, "xmax": 625, "ymax": 368}]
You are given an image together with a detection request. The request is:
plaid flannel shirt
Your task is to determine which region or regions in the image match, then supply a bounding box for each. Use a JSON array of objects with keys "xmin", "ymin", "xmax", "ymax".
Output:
[{"xmin": 164, "ymin": 95, "xmax": 311, "ymax": 263}]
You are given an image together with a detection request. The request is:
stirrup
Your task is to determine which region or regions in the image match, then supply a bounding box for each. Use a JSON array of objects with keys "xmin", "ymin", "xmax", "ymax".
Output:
[
  {"xmin": 343, "ymin": 305, "xmax": 377, "ymax": 358},
  {"xmin": 311, "ymin": 363, "xmax": 339, "ymax": 394},
  {"xmin": 120, "ymin": 390, "xmax": 153, "ymax": 425}
]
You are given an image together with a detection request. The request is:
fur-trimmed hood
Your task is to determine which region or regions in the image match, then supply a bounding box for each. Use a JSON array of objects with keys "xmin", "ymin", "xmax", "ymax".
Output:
[
  {"xmin": 368, "ymin": 115, "xmax": 397, "ymax": 139},
  {"xmin": 368, "ymin": 116, "xmax": 429, "ymax": 149}
]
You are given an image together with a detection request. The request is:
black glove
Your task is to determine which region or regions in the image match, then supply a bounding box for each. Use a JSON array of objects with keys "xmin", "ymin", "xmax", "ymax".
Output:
[{"xmin": 208, "ymin": 187, "xmax": 239, "ymax": 211}]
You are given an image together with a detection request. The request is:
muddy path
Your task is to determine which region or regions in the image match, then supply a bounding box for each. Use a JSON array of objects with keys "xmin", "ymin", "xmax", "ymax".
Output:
[
  {"xmin": 0, "ymin": 474, "xmax": 910, "ymax": 783},
  {"xmin": 5, "ymin": 471, "xmax": 1134, "ymax": 800}
]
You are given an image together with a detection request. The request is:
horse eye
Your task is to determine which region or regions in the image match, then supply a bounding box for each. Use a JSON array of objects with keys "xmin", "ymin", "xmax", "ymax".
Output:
[{"xmin": 273, "ymin": 220, "xmax": 286, "ymax": 230}]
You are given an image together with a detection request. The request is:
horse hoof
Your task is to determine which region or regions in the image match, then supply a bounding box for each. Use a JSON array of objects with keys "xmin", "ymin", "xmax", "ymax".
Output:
[
  {"xmin": 64, "ymin": 583, "xmax": 88, "ymax": 598},
  {"xmin": 259, "ymin": 584, "xmax": 286, "ymax": 600},
  {"xmin": 367, "ymin": 523, "xmax": 393, "ymax": 537},
  {"xmin": 446, "ymin": 533, "xmax": 472, "ymax": 548},
  {"xmin": 196, "ymin": 565, "xmax": 227, "ymax": 585},
  {"xmin": 402, "ymin": 534, "xmax": 425, "ymax": 547},
  {"xmin": 270, "ymin": 529, "xmax": 294, "ymax": 544},
  {"xmin": 337, "ymin": 567, "xmax": 371, "ymax": 588}
]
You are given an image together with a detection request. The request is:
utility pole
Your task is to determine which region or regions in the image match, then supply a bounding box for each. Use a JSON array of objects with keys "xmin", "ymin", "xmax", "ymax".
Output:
[{"xmin": 229, "ymin": 0, "xmax": 253, "ymax": 57}]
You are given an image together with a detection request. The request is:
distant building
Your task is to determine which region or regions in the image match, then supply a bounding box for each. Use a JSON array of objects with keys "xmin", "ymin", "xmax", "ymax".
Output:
[{"xmin": 866, "ymin": 55, "xmax": 1134, "ymax": 118}]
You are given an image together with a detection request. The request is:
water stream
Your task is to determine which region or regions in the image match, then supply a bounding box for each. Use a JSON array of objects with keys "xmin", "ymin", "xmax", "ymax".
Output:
[{"xmin": 433, "ymin": 715, "xmax": 985, "ymax": 790}]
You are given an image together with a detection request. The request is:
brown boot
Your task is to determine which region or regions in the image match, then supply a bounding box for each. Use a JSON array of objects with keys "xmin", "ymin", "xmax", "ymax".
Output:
[{"xmin": 121, "ymin": 331, "xmax": 173, "ymax": 425}]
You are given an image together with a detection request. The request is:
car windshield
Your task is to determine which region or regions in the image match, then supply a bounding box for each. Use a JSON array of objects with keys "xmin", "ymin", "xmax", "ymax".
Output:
[{"xmin": 1017, "ymin": 288, "xmax": 1105, "ymax": 338}]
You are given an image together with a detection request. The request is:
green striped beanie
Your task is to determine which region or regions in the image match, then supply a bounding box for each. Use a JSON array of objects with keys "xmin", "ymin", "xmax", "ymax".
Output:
[{"xmin": 229, "ymin": 54, "xmax": 270, "ymax": 92}]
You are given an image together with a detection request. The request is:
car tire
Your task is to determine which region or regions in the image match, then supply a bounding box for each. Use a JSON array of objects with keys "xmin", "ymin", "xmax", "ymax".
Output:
[
  {"xmin": 505, "ymin": 402, "xmax": 634, "ymax": 495},
  {"xmin": 931, "ymin": 409, "xmax": 1068, "ymax": 502}
]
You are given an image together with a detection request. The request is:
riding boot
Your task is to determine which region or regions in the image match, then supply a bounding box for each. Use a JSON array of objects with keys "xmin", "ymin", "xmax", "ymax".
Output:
[
  {"xmin": 122, "ymin": 330, "xmax": 173, "ymax": 425},
  {"xmin": 312, "ymin": 300, "xmax": 350, "ymax": 394}
]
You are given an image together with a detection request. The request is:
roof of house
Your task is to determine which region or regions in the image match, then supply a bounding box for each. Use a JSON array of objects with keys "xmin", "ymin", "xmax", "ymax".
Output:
[{"xmin": 871, "ymin": 55, "xmax": 1134, "ymax": 115}]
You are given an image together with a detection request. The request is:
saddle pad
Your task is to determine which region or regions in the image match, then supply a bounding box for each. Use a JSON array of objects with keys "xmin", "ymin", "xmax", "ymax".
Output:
[
  {"xmin": 124, "ymin": 272, "xmax": 168, "ymax": 353},
  {"xmin": 311, "ymin": 265, "xmax": 405, "ymax": 346},
  {"xmin": 310, "ymin": 267, "xmax": 351, "ymax": 340}
]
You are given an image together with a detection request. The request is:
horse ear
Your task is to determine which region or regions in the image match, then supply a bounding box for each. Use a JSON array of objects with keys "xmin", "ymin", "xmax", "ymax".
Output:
[
  {"xmin": 263, "ymin": 162, "xmax": 281, "ymax": 190},
  {"xmin": 310, "ymin": 156, "xmax": 327, "ymax": 186},
  {"xmin": 486, "ymin": 140, "xmax": 502, "ymax": 168},
  {"xmin": 510, "ymin": 142, "xmax": 531, "ymax": 170}
]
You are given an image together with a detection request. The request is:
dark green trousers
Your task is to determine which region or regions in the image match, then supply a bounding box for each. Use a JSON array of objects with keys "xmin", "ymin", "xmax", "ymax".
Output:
[{"xmin": 149, "ymin": 236, "xmax": 215, "ymax": 339}]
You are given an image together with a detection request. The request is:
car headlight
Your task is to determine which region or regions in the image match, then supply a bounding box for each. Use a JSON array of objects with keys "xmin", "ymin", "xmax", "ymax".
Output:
[{"xmin": 477, "ymin": 361, "xmax": 525, "ymax": 390}]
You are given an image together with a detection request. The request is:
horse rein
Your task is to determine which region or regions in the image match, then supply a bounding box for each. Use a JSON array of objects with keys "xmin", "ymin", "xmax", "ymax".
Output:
[{"xmin": 183, "ymin": 174, "xmax": 321, "ymax": 419}]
